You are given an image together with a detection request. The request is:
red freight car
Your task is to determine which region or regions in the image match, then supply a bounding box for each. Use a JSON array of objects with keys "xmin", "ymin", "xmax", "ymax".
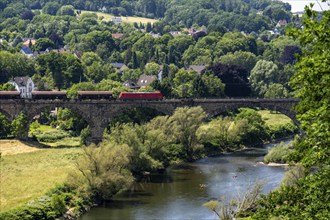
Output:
[
  {"xmin": 77, "ymin": 91, "xmax": 113, "ymax": 100},
  {"xmin": 118, "ymin": 91, "xmax": 163, "ymax": 100},
  {"xmin": 0, "ymin": 91, "xmax": 21, "ymax": 99},
  {"xmin": 32, "ymin": 91, "xmax": 67, "ymax": 99}
]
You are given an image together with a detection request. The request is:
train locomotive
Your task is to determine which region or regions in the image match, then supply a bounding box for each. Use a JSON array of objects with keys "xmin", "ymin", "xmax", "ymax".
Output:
[{"xmin": 118, "ymin": 91, "xmax": 163, "ymax": 100}]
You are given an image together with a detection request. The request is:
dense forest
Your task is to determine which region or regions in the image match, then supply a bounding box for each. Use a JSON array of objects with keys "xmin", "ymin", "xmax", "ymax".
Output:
[{"xmin": 0, "ymin": 0, "xmax": 300, "ymax": 98}]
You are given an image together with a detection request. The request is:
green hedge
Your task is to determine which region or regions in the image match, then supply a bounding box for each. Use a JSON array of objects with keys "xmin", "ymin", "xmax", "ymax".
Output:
[{"xmin": 33, "ymin": 130, "xmax": 72, "ymax": 143}]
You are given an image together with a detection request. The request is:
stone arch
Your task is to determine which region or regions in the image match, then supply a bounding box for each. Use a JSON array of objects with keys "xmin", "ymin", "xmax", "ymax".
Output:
[
  {"xmin": 25, "ymin": 103, "xmax": 91, "ymax": 125},
  {"xmin": 108, "ymin": 105, "xmax": 168, "ymax": 124},
  {"xmin": 206, "ymin": 103, "xmax": 298, "ymax": 125},
  {"xmin": 23, "ymin": 104, "xmax": 91, "ymax": 141},
  {"xmin": 257, "ymin": 103, "xmax": 298, "ymax": 125}
]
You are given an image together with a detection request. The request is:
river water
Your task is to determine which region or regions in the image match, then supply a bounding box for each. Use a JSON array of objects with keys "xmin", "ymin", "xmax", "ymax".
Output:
[{"xmin": 80, "ymin": 142, "xmax": 288, "ymax": 220}]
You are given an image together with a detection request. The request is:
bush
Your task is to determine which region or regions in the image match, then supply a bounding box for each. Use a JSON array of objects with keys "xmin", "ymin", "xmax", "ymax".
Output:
[
  {"xmin": 263, "ymin": 141, "xmax": 294, "ymax": 164},
  {"xmin": 267, "ymin": 122, "xmax": 298, "ymax": 139},
  {"xmin": 35, "ymin": 130, "xmax": 72, "ymax": 142},
  {"xmin": 253, "ymin": 166, "xmax": 330, "ymax": 219},
  {"xmin": 0, "ymin": 184, "xmax": 90, "ymax": 220}
]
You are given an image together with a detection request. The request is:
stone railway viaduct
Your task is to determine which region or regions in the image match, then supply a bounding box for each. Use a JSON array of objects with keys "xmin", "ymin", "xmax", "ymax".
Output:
[{"xmin": 0, "ymin": 98, "xmax": 299, "ymax": 143}]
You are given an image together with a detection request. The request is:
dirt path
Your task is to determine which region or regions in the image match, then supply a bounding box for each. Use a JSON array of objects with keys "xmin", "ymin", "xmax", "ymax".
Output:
[{"xmin": 0, "ymin": 140, "xmax": 42, "ymax": 156}]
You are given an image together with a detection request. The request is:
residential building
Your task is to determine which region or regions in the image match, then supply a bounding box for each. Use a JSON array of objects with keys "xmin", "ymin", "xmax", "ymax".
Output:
[
  {"xmin": 112, "ymin": 33, "xmax": 124, "ymax": 39},
  {"xmin": 110, "ymin": 62, "xmax": 129, "ymax": 73},
  {"xmin": 22, "ymin": 38, "xmax": 36, "ymax": 48},
  {"xmin": 111, "ymin": 17, "xmax": 122, "ymax": 25},
  {"xmin": 123, "ymin": 79, "xmax": 140, "ymax": 90},
  {"xmin": 187, "ymin": 65, "xmax": 206, "ymax": 74},
  {"xmin": 20, "ymin": 47, "xmax": 34, "ymax": 57},
  {"xmin": 9, "ymin": 76, "xmax": 34, "ymax": 98},
  {"xmin": 137, "ymin": 75, "xmax": 157, "ymax": 88}
]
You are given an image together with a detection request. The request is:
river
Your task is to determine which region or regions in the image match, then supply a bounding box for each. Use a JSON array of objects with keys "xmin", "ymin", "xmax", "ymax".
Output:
[{"xmin": 80, "ymin": 141, "xmax": 289, "ymax": 220}]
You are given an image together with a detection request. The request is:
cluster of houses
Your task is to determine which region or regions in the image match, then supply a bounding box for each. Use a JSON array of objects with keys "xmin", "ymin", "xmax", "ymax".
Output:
[{"xmin": 6, "ymin": 63, "xmax": 206, "ymax": 99}]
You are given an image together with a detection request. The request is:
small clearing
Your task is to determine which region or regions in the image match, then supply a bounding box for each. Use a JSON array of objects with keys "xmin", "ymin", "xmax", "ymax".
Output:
[{"xmin": 80, "ymin": 10, "xmax": 158, "ymax": 24}]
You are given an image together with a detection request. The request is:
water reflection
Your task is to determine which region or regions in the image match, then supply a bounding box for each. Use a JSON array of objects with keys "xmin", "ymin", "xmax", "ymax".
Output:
[{"xmin": 80, "ymin": 147, "xmax": 285, "ymax": 220}]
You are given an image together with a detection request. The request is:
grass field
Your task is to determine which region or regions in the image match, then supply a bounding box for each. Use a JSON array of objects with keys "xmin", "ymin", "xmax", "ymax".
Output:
[
  {"xmin": 257, "ymin": 110, "xmax": 293, "ymax": 127},
  {"xmin": 80, "ymin": 10, "xmax": 158, "ymax": 24},
  {"xmin": 0, "ymin": 144, "xmax": 82, "ymax": 212},
  {"xmin": 0, "ymin": 140, "xmax": 41, "ymax": 156}
]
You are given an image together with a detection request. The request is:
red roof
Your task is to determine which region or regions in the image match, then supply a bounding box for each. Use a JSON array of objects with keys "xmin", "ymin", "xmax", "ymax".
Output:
[{"xmin": 112, "ymin": 33, "xmax": 124, "ymax": 39}]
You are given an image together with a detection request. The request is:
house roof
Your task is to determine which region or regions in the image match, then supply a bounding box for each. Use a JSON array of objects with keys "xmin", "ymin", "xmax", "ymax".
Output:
[
  {"xmin": 112, "ymin": 33, "xmax": 124, "ymax": 39},
  {"xmin": 12, "ymin": 76, "xmax": 31, "ymax": 86},
  {"xmin": 110, "ymin": 62, "xmax": 127, "ymax": 69},
  {"xmin": 187, "ymin": 65, "xmax": 206, "ymax": 74},
  {"xmin": 137, "ymin": 75, "xmax": 157, "ymax": 87},
  {"xmin": 22, "ymin": 38, "xmax": 36, "ymax": 47},
  {"xmin": 276, "ymin": 20, "xmax": 287, "ymax": 28},
  {"xmin": 21, "ymin": 47, "xmax": 33, "ymax": 55},
  {"xmin": 123, "ymin": 79, "xmax": 140, "ymax": 89},
  {"xmin": 170, "ymin": 31, "xmax": 182, "ymax": 37}
]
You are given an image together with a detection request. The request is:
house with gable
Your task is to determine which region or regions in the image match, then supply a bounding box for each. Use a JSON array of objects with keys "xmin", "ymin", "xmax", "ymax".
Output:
[
  {"xmin": 111, "ymin": 17, "xmax": 122, "ymax": 25},
  {"xmin": 276, "ymin": 19, "xmax": 287, "ymax": 28},
  {"xmin": 123, "ymin": 79, "xmax": 140, "ymax": 90},
  {"xmin": 9, "ymin": 76, "xmax": 34, "ymax": 98},
  {"xmin": 112, "ymin": 33, "xmax": 124, "ymax": 40},
  {"xmin": 110, "ymin": 62, "xmax": 129, "ymax": 73},
  {"xmin": 187, "ymin": 65, "xmax": 206, "ymax": 74},
  {"xmin": 137, "ymin": 75, "xmax": 157, "ymax": 88},
  {"xmin": 20, "ymin": 47, "xmax": 34, "ymax": 58},
  {"xmin": 22, "ymin": 38, "xmax": 36, "ymax": 48}
]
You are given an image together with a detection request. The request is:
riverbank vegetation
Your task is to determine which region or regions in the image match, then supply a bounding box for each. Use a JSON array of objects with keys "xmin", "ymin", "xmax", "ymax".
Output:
[
  {"xmin": 0, "ymin": 108, "xmax": 297, "ymax": 217},
  {"xmin": 263, "ymin": 140, "xmax": 295, "ymax": 164},
  {"xmin": 250, "ymin": 3, "xmax": 330, "ymax": 219}
]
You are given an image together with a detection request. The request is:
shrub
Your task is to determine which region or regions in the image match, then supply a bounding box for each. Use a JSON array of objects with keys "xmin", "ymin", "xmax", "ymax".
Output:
[
  {"xmin": 263, "ymin": 142, "xmax": 294, "ymax": 164},
  {"xmin": 0, "ymin": 184, "xmax": 89, "ymax": 220},
  {"xmin": 35, "ymin": 130, "xmax": 72, "ymax": 142},
  {"xmin": 267, "ymin": 122, "xmax": 298, "ymax": 139},
  {"xmin": 253, "ymin": 166, "xmax": 330, "ymax": 219}
]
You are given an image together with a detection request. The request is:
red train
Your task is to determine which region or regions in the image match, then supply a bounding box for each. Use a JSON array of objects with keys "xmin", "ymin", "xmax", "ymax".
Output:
[{"xmin": 118, "ymin": 91, "xmax": 163, "ymax": 100}]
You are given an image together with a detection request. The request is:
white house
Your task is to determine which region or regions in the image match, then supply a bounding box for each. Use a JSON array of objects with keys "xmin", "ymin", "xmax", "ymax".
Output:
[
  {"xmin": 9, "ymin": 76, "xmax": 34, "ymax": 98},
  {"xmin": 111, "ymin": 17, "xmax": 122, "ymax": 25}
]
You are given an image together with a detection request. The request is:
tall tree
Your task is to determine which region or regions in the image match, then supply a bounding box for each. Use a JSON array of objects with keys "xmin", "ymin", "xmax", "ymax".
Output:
[
  {"xmin": 205, "ymin": 63, "xmax": 251, "ymax": 97},
  {"xmin": 288, "ymin": 4, "xmax": 330, "ymax": 167},
  {"xmin": 253, "ymin": 3, "xmax": 330, "ymax": 219}
]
